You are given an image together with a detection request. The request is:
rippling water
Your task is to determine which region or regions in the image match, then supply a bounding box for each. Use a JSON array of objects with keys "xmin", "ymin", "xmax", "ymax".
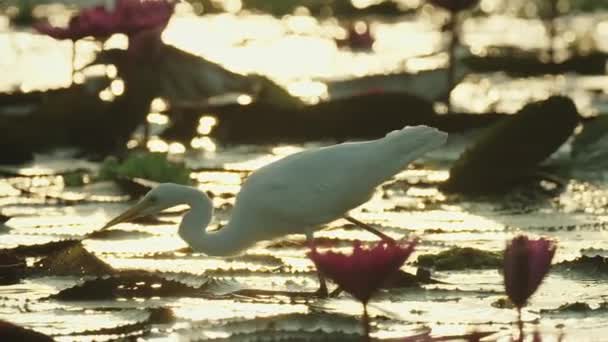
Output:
[{"xmin": 2, "ymin": 1, "xmax": 608, "ymax": 341}]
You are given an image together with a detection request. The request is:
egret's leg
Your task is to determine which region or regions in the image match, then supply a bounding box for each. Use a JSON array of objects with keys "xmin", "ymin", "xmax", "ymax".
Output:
[
  {"xmin": 344, "ymin": 215, "xmax": 395, "ymax": 243},
  {"xmin": 306, "ymin": 231, "xmax": 328, "ymax": 297}
]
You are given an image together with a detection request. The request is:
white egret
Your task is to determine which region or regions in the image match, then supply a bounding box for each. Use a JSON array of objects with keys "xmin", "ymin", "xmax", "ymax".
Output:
[{"xmin": 102, "ymin": 125, "xmax": 447, "ymax": 295}]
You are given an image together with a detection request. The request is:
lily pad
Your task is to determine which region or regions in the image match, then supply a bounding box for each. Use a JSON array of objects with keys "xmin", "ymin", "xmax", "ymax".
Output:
[
  {"xmin": 34, "ymin": 242, "xmax": 115, "ymax": 276},
  {"xmin": 442, "ymin": 96, "xmax": 580, "ymax": 194},
  {"xmin": 98, "ymin": 153, "xmax": 191, "ymax": 186},
  {"xmin": 2, "ymin": 239, "xmax": 82, "ymax": 258},
  {"xmin": 571, "ymin": 116, "xmax": 608, "ymax": 169},
  {"xmin": 540, "ymin": 302, "xmax": 608, "ymax": 316},
  {"xmin": 50, "ymin": 272, "xmax": 211, "ymax": 301},
  {"xmin": 0, "ymin": 251, "xmax": 26, "ymax": 285},
  {"xmin": 416, "ymin": 247, "xmax": 502, "ymax": 270},
  {"xmin": 0, "ymin": 320, "xmax": 53, "ymax": 342},
  {"xmin": 554, "ymin": 255, "xmax": 608, "ymax": 277}
]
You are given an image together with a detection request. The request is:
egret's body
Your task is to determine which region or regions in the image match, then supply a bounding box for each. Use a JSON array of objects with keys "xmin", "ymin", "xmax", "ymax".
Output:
[{"xmin": 103, "ymin": 125, "xmax": 447, "ymax": 293}]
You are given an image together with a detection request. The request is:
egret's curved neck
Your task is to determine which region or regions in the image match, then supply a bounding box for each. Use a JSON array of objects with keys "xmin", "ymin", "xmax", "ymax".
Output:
[{"xmin": 177, "ymin": 187, "xmax": 249, "ymax": 256}]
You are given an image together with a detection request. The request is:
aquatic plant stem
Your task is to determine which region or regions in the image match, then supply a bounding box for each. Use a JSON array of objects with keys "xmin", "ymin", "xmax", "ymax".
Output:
[
  {"xmin": 71, "ymin": 40, "xmax": 76, "ymax": 85},
  {"xmin": 517, "ymin": 307, "xmax": 523, "ymax": 342},
  {"xmin": 362, "ymin": 303, "xmax": 371, "ymax": 341},
  {"xmin": 446, "ymin": 12, "xmax": 458, "ymax": 114},
  {"xmin": 548, "ymin": 0, "xmax": 557, "ymax": 63}
]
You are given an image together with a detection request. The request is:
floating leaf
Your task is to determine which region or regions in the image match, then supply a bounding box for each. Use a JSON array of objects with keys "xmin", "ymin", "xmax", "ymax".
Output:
[
  {"xmin": 98, "ymin": 153, "xmax": 191, "ymax": 186},
  {"xmin": 416, "ymin": 247, "xmax": 502, "ymax": 270},
  {"xmin": 554, "ymin": 255, "xmax": 608, "ymax": 277},
  {"xmin": 34, "ymin": 242, "xmax": 115, "ymax": 276},
  {"xmin": 571, "ymin": 116, "xmax": 608, "ymax": 169},
  {"xmin": 2, "ymin": 239, "xmax": 81, "ymax": 258},
  {"xmin": 0, "ymin": 251, "xmax": 26, "ymax": 285},
  {"xmin": 51, "ymin": 272, "xmax": 210, "ymax": 300},
  {"xmin": 197, "ymin": 312, "xmax": 361, "ymax": 341},
  {"xmin": 0, "ymin": 320, "xmax": 53, "ymax": 342}
]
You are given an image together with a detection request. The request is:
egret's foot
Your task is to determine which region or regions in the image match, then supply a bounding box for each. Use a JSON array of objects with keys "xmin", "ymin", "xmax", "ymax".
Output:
[
  {"xmin": 329, "ymin": 286, "xmax": 343, "ymax": 298},
  {"xmin": 344, "ymin": 215, "xmax": 395, "ymax": 243},
  {"xmin": 314, "ymin": 284, "xmax": 329, "ymax": 298}
]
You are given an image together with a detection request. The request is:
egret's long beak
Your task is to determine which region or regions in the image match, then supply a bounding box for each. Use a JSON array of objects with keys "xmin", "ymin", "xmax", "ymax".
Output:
[{"xmin": 102, "ymin": 199, "xmax": 153, "ymax": 230}]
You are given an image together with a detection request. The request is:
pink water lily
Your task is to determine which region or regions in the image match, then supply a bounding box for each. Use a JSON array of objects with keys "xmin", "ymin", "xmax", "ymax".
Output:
[
  {"xmin": 308, "ymin": 238, "xmax": 417, "ymax": 304},
  {"xmin": 504, "ymin": 235, "xmax": 556, "ymax": 308},
  {"xmin": 33, "ymin": 5, "xmax": 119, "ymax": 41},
  {"xmin": 114, "ymin": 0, "xmax": 175, "ymax": 36},
  {"xmin": 34, "ymin": 0, "xmax": 175, "ymax": 41},
  {"xmin": 309, "ymin": 238, "xmax": 417, "ymax": 340}
]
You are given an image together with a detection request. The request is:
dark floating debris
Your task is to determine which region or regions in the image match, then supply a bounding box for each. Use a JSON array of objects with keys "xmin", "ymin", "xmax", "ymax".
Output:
[
  {"xmin": 416, "ymin": 247, "xmax": 502, "ymax": 270},
  {"xmin": 442, "ymin": 96, "xmax": 580, "ymax": 194},
  {"xmin": 0, "ymin": 320, "xmax": 53, "ymax": 342},
  {"xmin": 34, "ymin": 242, "xmax": 115, "ymax": 276}
]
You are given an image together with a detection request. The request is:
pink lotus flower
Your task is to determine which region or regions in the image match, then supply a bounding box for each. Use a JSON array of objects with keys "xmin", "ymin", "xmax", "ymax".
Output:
[
  {"xmin": 114, "ymin": 0, "xmax": 175, "ymax": 37},
  {"xmin": 33, "ymin": 6, "xmax": 119, "ymax": 41},
  {"xmin": 308, "ymin": 239, "xmax": 417, "ymax": 304},
  {"xmin": 428, "ymin": 0, "xmax": 479, "ymax": 12},
  {"xmin": 503, "ymin": 235, "xmax": 556, "ymax": 309},
  {"xmin": 34, "ymin": 0, "xmax": 175, "ymax": 41}
]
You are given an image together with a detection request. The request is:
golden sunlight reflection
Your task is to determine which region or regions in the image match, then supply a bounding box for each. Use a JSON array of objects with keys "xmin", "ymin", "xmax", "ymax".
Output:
[
  {"xmin": 351, "ymin": 0, "xmax": 384, "ymax": 9},
  {"xmin": 236, "ymin": 94, "xmax": 253, "ymax": 105},
  {"xmin": 72, "ymin": 72, "xmax": 85, "ymax": 84},
  {"xmin": 151, "ymin": 97, "xmax": 169, "ymax": 112},
  {"xmin": 105, "ymin": 256, "xmax": 275, "ymax": 274},
  {"xmin": 173, "ymin": 300, "xmax": 308, "ymax": 321},
  {"xmin": 271, "ymin": 145, "xmax": 304, "ymax": 156},
  {"xmin": 147, "ymin": 112, "xmax": 169, "ymax": 125},
  {"xmin": 110, "ymin": 79, "xmax": 125, "ymax": 96},
  {"xmin": 98, "ymin": 88, "xmax": 114, "ymax": 102},
  {"xmin": 191, "ymin": 136, "xmax": 217, "ymax": 152},
  {"xmin": 106, "ymin": 64, "xmax": 118, "ymax": 78},
  {"xmin": 286, "ymin": 80, "xmax": 328, "ymax": 103},
  {"xmin": 168, "ymin": 142, "xmax": 186, "ymax": 154},
  {"xmin": 197, "ymin": 116, "xmax": 218, "ymax": 135},
  {"xmin": 147, "ymin": 137, "xmax": 169, "ymax": 152},
  {"xmin": 86, "ymin": 237, "xmax": 185, "ymax": 255},
  {"xmin": 194, "ymin": 172, "xmax": 242, "ymax": 185}
]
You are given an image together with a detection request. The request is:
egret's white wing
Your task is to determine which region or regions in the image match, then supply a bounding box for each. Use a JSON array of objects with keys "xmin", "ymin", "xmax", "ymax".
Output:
[{"xmin": 230, "ymin": 142, "xmax": 379, "ymax": 237}]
